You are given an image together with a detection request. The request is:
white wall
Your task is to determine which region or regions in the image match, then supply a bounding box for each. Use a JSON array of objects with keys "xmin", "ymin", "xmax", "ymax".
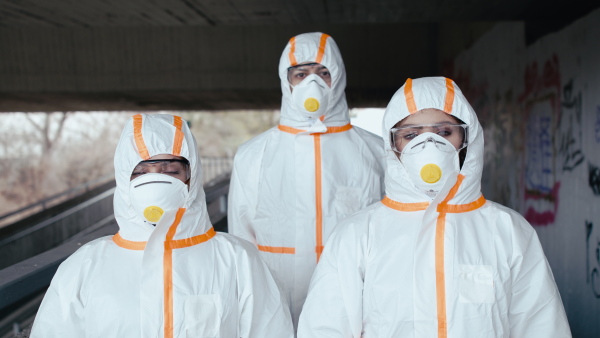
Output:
[{"xmin": 451, "ymin": 10, "xmax": 600, "ymax": 337}]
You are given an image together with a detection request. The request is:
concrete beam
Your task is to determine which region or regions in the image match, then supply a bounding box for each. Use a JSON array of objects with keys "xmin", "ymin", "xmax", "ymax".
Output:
[{"xmin": 0, "ymin": 24, "xmax": 445, "ymax": 111}]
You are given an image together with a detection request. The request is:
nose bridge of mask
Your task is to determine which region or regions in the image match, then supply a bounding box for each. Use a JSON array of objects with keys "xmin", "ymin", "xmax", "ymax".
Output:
[{"xmin": 129, "ymin": 173, "xmax": 189, "ymax": 224}]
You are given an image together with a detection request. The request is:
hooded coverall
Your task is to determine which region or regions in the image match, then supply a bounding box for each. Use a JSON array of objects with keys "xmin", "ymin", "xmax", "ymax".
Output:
[
  {"xmin": 31, "ymin": 114, "xmax": 294, "ymax": 338},
  {"xmin": 228, "ymin": 32, "xmax": 386, "ymax": 328},
  {"xmin": 297, "ymin": 77, "xmax": 571, "ymax": 337}
]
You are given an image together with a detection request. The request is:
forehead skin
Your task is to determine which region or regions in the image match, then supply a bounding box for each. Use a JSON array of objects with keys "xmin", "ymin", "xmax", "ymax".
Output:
[
  {"xmin": 146, "ymin": 154, "xmax": 185, "ymax": 161},
  {"xmin": 395, "ymin": 108, "xmax": 459, "ymax": 127}
]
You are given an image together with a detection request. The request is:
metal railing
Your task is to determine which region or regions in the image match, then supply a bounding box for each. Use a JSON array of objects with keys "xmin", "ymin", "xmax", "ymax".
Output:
[
  {"xmin": 0, "ymin": 175, "xmax": 115, "ymax": 228},
  {"xmin": 0, "ymin": 157, "xmax": 234, "ymax": 228},
  {"xmin": 202, "ymin": 156, "xmax": 234, "ymax": 185}
]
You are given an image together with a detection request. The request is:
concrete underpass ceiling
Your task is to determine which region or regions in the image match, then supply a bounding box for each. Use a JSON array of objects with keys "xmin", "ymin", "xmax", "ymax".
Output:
[
  {"xmin": 0, "ymin": 0, "xmax": 598, "ymax": 112},
  {"xmin": 1, "ymin": 0, "xmax": 595, "ymax": 27}
]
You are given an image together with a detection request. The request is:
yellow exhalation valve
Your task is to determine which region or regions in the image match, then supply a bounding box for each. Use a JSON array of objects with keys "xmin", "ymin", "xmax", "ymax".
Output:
[
  {"xmin": 304, "ymin": 98, "xmax": 320, "ymax": 112},
  {"xmin": 420, "ymin": 163, "xmax": 442, "ymax": 183},
  {"xmin": 144, "ymin": 206, "xmax": 164, "ymax": 223}
]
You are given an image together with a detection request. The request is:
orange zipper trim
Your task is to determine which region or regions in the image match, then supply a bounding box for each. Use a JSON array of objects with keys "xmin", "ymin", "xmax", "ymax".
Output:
[
  {"xmin": 314, "ymin": 134, "xmax": 324, "ymax": 261},
  {"xmin": 435, "ymin": 174, "xmax": 465, "ymax": 338}
]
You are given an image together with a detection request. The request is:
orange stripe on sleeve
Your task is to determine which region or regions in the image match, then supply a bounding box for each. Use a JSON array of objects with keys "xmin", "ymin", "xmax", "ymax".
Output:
[
  {"xmin": 258, "ymin": 245, "xmax": 296, "ymax": 254},
  {"xmin": 435, "ymin": 174, "xmax": 465, "ymax": 338},
  {"xmin": 404, "ymin": 78, "xmax": 418, "ymax": 114},
  {"xmin": 172, "ymin": 116, "xmax": 184, "ymax": 156},
  {"xmin": 133, "ymin": 114, "xmax": 150, "ymax": 160},
  {"xmin": 381, "ymin": 196, "xmax": 429, "ymax": 212},
  {"xmin": 315, "ymin": 33, "xmax": 330, "ymax": 64},
  {"xmin": 443, "ymin": 78, "xmax": 455, "ymax": 114},
  {"xmin": 314, "ymin": 134, "xmax": 323, "ymax": 262},
  {"xmin": 289, "ymin": 37, "xmax": 298, "ymax": 67}
]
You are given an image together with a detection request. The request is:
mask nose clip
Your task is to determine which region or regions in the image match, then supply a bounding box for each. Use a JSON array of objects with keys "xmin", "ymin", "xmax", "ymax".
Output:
[{"xmin": 410, "ymin": 136, "xmax": 447, "ymax": 152}]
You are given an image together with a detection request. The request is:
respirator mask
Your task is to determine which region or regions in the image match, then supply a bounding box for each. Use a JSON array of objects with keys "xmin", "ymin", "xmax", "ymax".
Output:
[
  {"xmin": 391, "ymin": 122, "xmax": 468, "ymax": 199},
  {"xmin": 129, "ymin": 173, "xmax": 189, "ymax": 224},
  {"xmin": 290, "ymin": 74, "xmax": 331, "ymax": 119}
]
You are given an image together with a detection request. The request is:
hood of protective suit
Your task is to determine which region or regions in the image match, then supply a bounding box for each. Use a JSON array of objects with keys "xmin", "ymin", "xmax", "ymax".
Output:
[
  {"xmin": 382, "ymin": 77, "xmax": 484, "ymax": 204},
  {"xmin": 279, "ymin": 32, "xmax": 350, "ymax": 129},
  {"xmin": 113, "ymin": 113, "xmax": 212, "ymax": 241}
]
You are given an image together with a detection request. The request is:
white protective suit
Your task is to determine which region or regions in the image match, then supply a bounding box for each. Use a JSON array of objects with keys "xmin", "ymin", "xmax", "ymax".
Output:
[
  {"xmin": 298, "ymin": 77, "xmax": 571, "ymax": 337},
  {"xmin": 228, "ymin": 32, "xmax": 386, "ymax": 328},
  {"xmin": 31, "ymin": 114, "xmax": 293, "ymax": 338}
]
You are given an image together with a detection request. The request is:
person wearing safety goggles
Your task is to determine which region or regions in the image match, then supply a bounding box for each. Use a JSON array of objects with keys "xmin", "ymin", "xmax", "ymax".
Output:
[
  {"xmin": 298, "ymin": 77, "xmax": 571, "ymax": 337},
  {"xmin": 228, "ymin": 32, "xmax": 386, "ymax": 330},
  {"xmin": 31, "ymin": 114, "xmax": 294, "ymax": 338}
]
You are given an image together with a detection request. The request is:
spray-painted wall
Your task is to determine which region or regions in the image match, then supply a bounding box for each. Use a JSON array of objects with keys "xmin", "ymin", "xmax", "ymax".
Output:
[{"xmin": 449, "ymin": 10, "xmax": 600, "ymax": 337}]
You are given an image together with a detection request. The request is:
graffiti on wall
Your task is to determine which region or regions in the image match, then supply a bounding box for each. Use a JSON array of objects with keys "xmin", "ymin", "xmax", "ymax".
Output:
[
  {"xmin": 586, "ymin": 220, "xmax": 600, "ymax": 298},
  {"xmin": 591, "ymin": 163, "xmax": 600, "ymax": 196},
  {"xmin": 596, "ymin": 106, "xmax": 600, "ymax": 144},
  {"xmin": 558, "ymin": 80, "xmax": 585, "ymax": 172},
  {"xmin": 518, "ymin": 55, "xmax": 562, "ymax": 226}
]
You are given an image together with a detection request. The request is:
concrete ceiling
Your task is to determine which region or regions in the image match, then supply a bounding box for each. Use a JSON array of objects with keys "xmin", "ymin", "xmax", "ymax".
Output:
[
  {"xmin": 0, "ymin": 0, "xmax": 597, "ymax": 112},
  {"xmin": 1, "ymin": 0, "xmax": 596, "ymax": 27}
]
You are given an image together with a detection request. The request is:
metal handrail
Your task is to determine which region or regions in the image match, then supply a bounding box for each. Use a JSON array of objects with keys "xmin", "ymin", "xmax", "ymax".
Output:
[
  {"xmin": 0, "ymin": 174, "xmax": 115, "ymax": 223},
  {"xmin": 0, "ymin": 157, "xmax": 234, "ymax": 224}
]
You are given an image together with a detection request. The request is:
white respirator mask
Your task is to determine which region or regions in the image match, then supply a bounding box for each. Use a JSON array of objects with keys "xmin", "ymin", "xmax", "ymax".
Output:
[
  {"xmin": 129, "ymin": 173, "xmax": 189, "ymax": 224},
  {"xmin": 400, "ymin": 133, "xmax": 460, "ymax": 199},
  {"xmin": 291, "ymin": 74, "xmax": 331, "ymax": 119}
]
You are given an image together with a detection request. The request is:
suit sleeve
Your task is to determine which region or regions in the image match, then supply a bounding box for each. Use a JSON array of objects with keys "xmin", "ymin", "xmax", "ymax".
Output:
[
  {"xmin": 508, "ymin": 218, "xmax": 572, "ymax": 337},
  {"xmin": 227, "ymin": 152, "xmax": 257, "ymax": 244},
  {"xmin": 30, "ymin": 251, "xmax": 87, "ymax": 338},
  {"xmin": 297, "ymin": 223, "xmax": 366, "ymax": 338},
  {"xmin": 235, "ymin": 240, "xmax": 294, "ymax": 338}
]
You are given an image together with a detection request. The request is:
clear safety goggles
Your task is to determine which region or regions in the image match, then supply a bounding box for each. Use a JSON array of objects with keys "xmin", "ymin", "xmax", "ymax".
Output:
[
  {"xmin": 130, "ymin": 159, "xmax": 190, "ymax": 181},
  {"xmin": 390, "ymin": 123, "xmax": 468, "ymax": 154}
]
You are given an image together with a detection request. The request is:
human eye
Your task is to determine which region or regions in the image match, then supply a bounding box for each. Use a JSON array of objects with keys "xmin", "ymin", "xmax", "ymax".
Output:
[
  {"xmin": 130, "ymin": 166, "xmax": 147, "ymax": 179},
  {"xmin": 294, "ymin": 71, "xmax": 306, "ymax": 79},
  {"xmin": 434, "ymin": 124, "xmax": 457, "ymax": 137},
  {"xmin": 164, "ymin": 161, "xmax": 188, "ymax": 175},
  {"xmin": 437, "ymin": 127, "xmax": 452, "ymax": 137},
  {"xmin": 398, "ymin": 128, "xmax": 419, "ymax": 140}
]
